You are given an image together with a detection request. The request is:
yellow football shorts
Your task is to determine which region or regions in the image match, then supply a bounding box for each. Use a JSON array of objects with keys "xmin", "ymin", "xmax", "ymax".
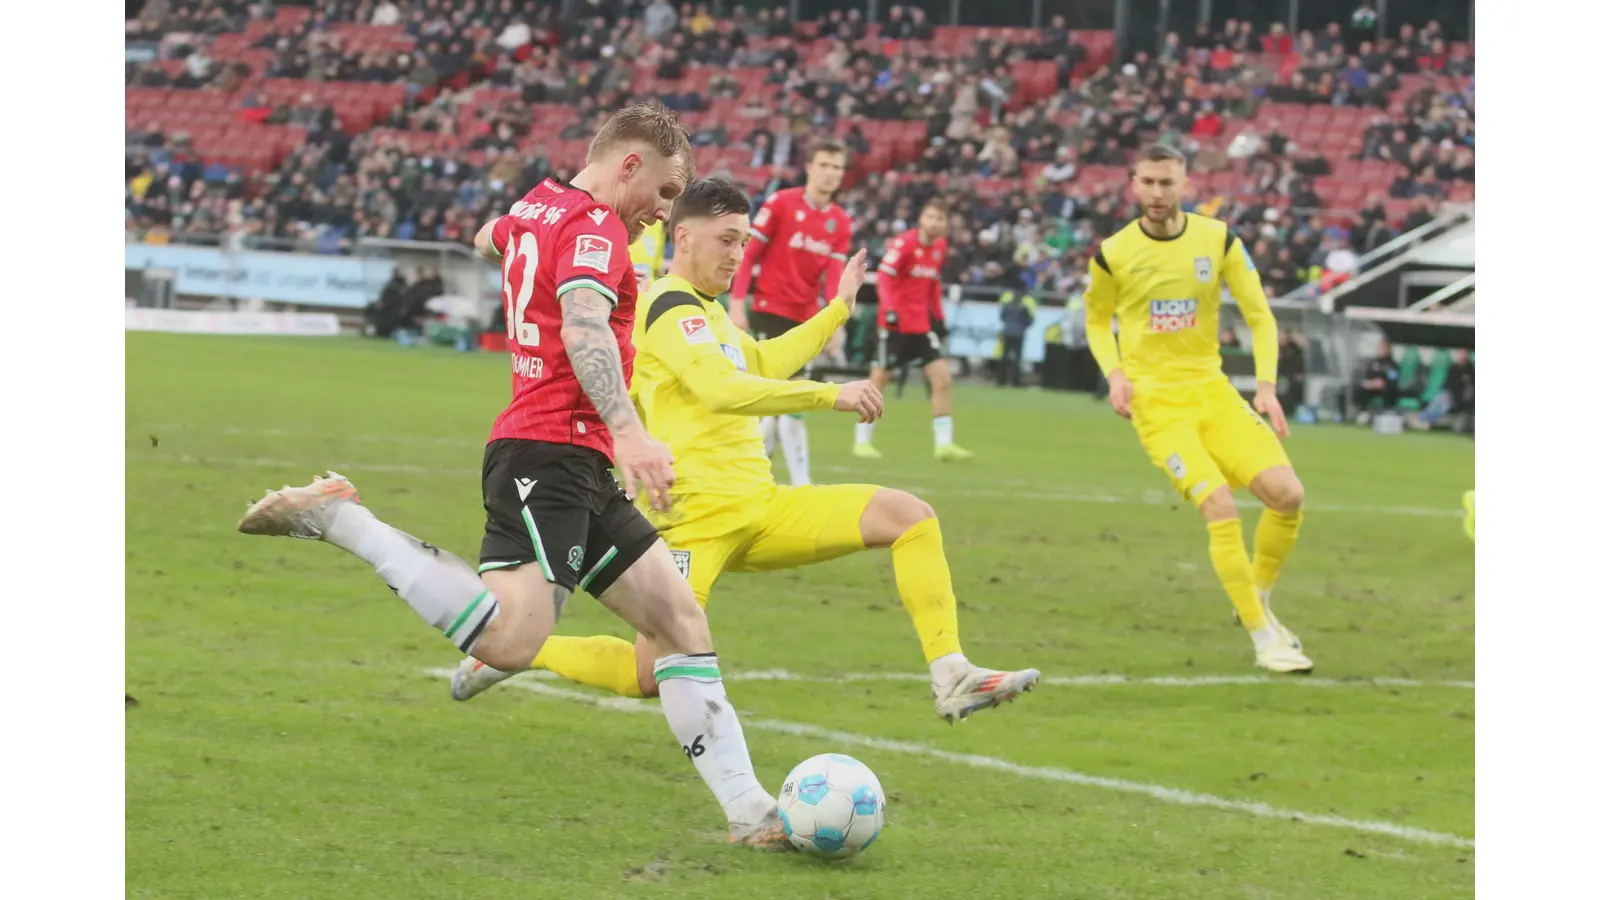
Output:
[
  {"xmin": 644, "ymin": 483, "xmax": 880, "ymax": 606},
  {"xmin": 1130, "ymin": 377, "xmax": 1290, "ymax": 507}
]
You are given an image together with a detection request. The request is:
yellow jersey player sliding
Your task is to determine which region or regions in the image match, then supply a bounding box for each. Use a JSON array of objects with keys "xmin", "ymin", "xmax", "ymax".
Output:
[
  {"xmin": 1084, "ymin": 144, "xmax": 1314, "ymax": 674},
  {"xmin": 453, "ymin": 178, "xmax": 1041, "ymax": 720}
]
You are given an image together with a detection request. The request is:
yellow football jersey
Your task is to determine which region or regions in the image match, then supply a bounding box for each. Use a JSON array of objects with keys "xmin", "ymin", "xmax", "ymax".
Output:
[
  {"xmin": 630, "ymin": 221, "xmax": 666, "ymax": 291},
  {"xmin": 1084, "ymin": 213, "xmax": 1278, "ymax": 387},
  {"xmin": 632, "ymin": 273, "xmax": 848, "ymax": 494}
]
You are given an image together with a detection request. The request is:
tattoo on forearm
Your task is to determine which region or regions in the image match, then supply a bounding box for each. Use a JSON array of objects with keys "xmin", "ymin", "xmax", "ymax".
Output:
[{"xmin": 561, "ymin": 288, "xmax": 637, "ymax": 431}]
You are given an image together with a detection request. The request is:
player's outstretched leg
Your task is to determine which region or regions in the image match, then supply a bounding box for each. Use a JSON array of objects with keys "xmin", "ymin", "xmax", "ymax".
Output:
[
  {"xmin": 1248, "ymin": 466, "xmax": 1307, "ymax": 644},
  {"xmin": 596, "ymin": 541, "xmax": 791, "ymax": 848},
  {"xmin": 778, "ymin": 414, "xmax": 811, "ymax": 485},
  {"xmin": 860, "ymin": 489, "xmax": 1039, "ymax": 722},
  {"xmin": 1199, "ymin": 487, "xmax": 1312, "ymax": 674},
  {"xmin": 925, "ymin": 359, "xmax": 973, "ymax": 461},
  {"xmin": 238, "ymin": 473, "xmax": 555, "ymax": 670}
]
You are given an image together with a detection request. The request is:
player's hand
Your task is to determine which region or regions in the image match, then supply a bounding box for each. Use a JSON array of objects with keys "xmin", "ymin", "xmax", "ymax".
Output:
[
  {"xmin": 729, "ymin": 298, "xmax": 749, "ymax": 331},
  {"xmin": 835, "ymin": 249, "xmax": 869, "ymax": 312},
  {"xmin": 1107, "ymin": 370, "xmax": 1134, "ymax": 419},
  {"xmin": 1254, "ymin": 383, "xmax": 1291, "ymax": 438},
  {"xmin": 612, "ymin": 424, "xmax": 676, "ymax": 512},
  {"xmin": 834, "ymin": 380, "xmax": 885, "ymax": 423}
]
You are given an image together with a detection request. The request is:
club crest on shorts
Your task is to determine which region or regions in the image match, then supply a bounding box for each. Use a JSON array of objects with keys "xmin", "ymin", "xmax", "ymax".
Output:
[
  {"xmin": 568, "ymin": 545, "xmax": 584, "ymax": 571},
  {"xmin": 1194, "ymin": 256, "xmax": 1213, "ymax": 282},
  {"xmin": 670, "ymin": 550, "xmax": 691, "ymax": 580}
]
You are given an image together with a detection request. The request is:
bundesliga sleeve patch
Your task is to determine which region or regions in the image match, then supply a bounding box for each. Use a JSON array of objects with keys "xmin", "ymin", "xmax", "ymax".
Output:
[
  {"xmin": 678, "ymin": 315, "xmax": 714, "ymax": 345},
  {"xmin": 753, "ymin": 207, "xmax": 771, "ymax": 228},
  {"xmin": 572, "ymin": 234, "xmax": 613, "ymax": 272}
]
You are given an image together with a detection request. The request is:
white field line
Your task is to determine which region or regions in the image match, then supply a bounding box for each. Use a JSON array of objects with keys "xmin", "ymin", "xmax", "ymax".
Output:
[
  {"xmin": 489, "ymin": 667, "xmax": 1473, "ymax": 691},
  {"xmin": 129, "ymin": 426, "xmax": 1463, "ymax": 519},
  {"xmin": 420, "ymin": 668, "xmax": 1475, "ymax": 850}
]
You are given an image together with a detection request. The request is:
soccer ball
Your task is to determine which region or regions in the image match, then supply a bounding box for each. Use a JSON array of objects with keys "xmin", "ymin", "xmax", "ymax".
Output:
[{"xmin": 777, "ymin": 753, "xmax": 886, "ymax": 859}]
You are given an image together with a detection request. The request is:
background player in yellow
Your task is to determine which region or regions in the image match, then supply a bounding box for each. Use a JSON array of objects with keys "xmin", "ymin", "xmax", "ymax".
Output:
[
  {"xmin": 1084, "ymin": 144, "xmax": 1313, "ymax": 674},
  {"xmin": 630, "ymin": 219, "xmax": 667, "ymax": 291},
  {"xmin": 454, "ymin": 178, "xmax": 1040, "ymax": 721}
]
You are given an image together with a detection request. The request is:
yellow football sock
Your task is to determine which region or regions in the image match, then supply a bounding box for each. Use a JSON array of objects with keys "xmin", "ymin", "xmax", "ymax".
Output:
[
  {"xmin": 890, "ymin": 518, "xmax": 964, "ymax": 663},
  {"xmin": 1252, "ymin": 508, "xmax": 1304, "ymax": 597},
  {"xmin": 1208, "ymin": 518, "xmax": 1268, "ymax": 631},
  {"xmin": 531, "ymin": 634, "xmax": 646, "ymax": 698}
]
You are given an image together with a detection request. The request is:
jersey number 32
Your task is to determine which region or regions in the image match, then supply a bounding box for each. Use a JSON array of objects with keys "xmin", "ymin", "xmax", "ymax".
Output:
[{"xmin": 503, "ymin": 232, "xmax": 541, "ymax": 348}]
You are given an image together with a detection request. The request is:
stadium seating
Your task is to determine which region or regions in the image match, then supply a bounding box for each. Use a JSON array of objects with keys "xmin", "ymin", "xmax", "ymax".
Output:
[{"xmin": 125, "ymin": 1, "xmax": 1473, "ymax": 297}]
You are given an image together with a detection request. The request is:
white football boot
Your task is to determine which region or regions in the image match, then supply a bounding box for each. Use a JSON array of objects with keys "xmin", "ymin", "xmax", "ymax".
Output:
[
  {"xmin": 729, "ymin": 806, "xmax": 797, "ymax": 851},
  {"xmin": 238, "ymin": 472, "xmax": 360, "ymax": 539},
  {"xmin": 932, "ymin": 664, "xmax": 1041, "ymax": 723},
  {"xmin": 450, "ymin": 656, "xmax": 519, "ymax": 701},
  {"xmin": 1254, "ymin": 624, "xmax": 1314, "ymax": 674}
]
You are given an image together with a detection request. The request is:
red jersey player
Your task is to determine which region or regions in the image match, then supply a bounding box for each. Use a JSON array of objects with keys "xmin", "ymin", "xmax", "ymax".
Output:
[
  {"xmin": 238, "ymin": 103, "xmax": 798, "ymax": 849},
  {"xmin": 729, "ymin": 138, "xmax": 853, "ymax": 486},
  {"xmin": 852, "ymin": 198, "xmax": 974, "ymax": 461}
]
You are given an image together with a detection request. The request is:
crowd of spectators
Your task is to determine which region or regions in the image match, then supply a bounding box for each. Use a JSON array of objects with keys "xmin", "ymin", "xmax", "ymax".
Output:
[{"xmin": 126, "ymin": 1, "xmax": 1473, "ymax": 300}]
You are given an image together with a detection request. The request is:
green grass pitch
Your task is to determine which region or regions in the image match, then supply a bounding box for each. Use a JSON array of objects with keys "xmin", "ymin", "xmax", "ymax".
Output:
[{"xmin": 126, "ymin": 333, "xmax": 1474, "ymax": 899}]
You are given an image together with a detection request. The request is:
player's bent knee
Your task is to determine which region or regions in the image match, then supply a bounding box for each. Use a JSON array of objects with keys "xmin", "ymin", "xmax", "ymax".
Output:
[
  {"xmin": 861, "ymin": 489, "xmax": 936, "ymax": 547},
  {"xmin": 1253, "ymin": 469, "xmax": 1304, "ymax": 513},
  {"xmin": 1198, "ymin": 486, "xmax": 1239, "ymax": 522}
]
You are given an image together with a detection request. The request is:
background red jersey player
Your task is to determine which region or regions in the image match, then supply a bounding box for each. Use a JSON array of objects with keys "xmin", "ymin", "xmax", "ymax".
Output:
[
  {"xmin": 852, "ymin": 198, "xmax": 973, "ymax": 462},
  {"xmin": 239, "ymin": 102, "xmax": 801, "ymax": 849},
  {"xmin": 729, "ymin": 139, "xmax": 853, "ymax": 486}
]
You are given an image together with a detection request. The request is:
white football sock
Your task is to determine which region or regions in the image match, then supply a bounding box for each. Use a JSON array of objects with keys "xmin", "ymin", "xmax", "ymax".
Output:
[
  {"xmin": 325, "ymin": 503, "xmax": 499, "ymax": 652},
  {"xmin": 929, "ymin": 651, "xmax": 970, "ymax": 686},
  {"xmin": 855, "ymin": 421, "xmax": 876, "ymax": 445},
  {"xmin": 778, "ymin": 415, "xmax": 811, "ymax": 486},
  {"xmin": 933, "ymin": 415, "xmax": 955, "ymax": 448},
  {"xmin": 760, "ymin": 416, "xmax": 779, "ymax": 458},
  {"xmin": 1250, "ymin": 625, "xmax": 1281, "ymax": 652},
  {"xmin": 654, "ymin": 653, "xmax": 774, "ymax": 827}
]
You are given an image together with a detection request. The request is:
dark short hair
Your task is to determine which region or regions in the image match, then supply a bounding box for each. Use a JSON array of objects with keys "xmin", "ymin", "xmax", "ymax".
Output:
[
  {"xmin": 668, "ymin": 178, "xmax": 750, "ymax": 232},
  {"xmin": 808, "ymin": 137, "xmax": 850, "ymax": 164},
  {"xmin": 1135, "ymin": 144, "xmax": 1188, "ymax": 168}
]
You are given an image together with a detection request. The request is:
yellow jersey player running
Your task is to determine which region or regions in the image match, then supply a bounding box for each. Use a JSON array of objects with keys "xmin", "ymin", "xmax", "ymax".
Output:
[
  {"xmin": 1084, "ymin": 144, "xmax": 1313, "ymax": 674},
  {"xmin": 453, "ymin": 178, "xmax": 1041, "ymax": 720}
]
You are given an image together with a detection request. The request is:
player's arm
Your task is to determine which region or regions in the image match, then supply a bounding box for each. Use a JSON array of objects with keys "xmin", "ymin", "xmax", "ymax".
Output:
[
  {"xmin": 475, "ymin": 217, "xmax": 507, "ymax": 262},
  {"xmin": 1083, "ymin": 248, "xmax": 1123, "ymax": 377},
  {"xmin": 561, "ymin": 287, "xmax": 644, "ymax": 432},
  {"xmin": 1222, "ymin": 231, "xmax": 1279, "ymax": 386},
  {"xmin": 877, "ymin": 243, "xmax": 902, "ymax": 327},
  {"xmin": 645, "ymin": 293, "xmax": 841, "ymax": 415},
  {"xmin": 738, "ymin": 299, "xmax": 851, "ymax": 380},
  {"xmin": 730, "ymin": 196, "xmax": 779, "ymax": 320}
]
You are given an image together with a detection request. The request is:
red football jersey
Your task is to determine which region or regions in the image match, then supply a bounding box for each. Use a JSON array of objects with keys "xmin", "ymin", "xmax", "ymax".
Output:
[
  {"xmin": 743, "ymin": 187, "xmax": 852, "ymax": 323},
  {"xmin": 876, "ymin": 230, "xmax": 947, "ymax": 334},
  {"xmin": 487, "ymin": 178, "xmax": 637, "ymax": 460}
]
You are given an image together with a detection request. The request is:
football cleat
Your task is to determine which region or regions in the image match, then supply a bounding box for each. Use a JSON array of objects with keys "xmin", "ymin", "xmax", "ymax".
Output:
[
  {"xmin": 934, "ymin": 443, "xmax": 974, "ymax": 462},
  {"xmin": 450, "ymin": 656, "xmax": 518, "ymax": 701},
  {"xmin": 932, "ymin": 665, "xmax": 1040, "ymax": 723},
  {"xmin": 852, "ymin": 442, "xmax": 883, "ymax": 459},
  {"xmin": 729, "ymin": 807, "xmax": 798, "ymax": 852},
  {"xmin": 238, "ymin": 472, "xmax": 360, "ymax": 540},
  {"xmin": 1255, "ymin": 628, "xmax": 1314, "ymax": 674}
]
